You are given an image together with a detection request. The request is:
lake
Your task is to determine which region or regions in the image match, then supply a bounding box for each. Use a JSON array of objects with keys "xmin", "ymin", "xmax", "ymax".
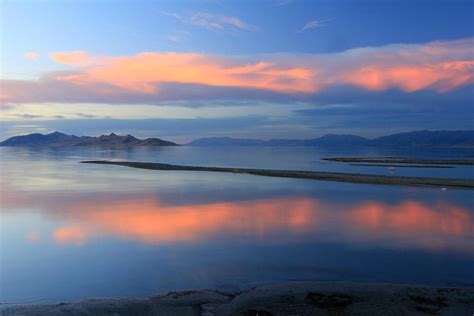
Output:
[{"xmin": 1, "ymin": 146, "xmax": 473, "ymax": 304}]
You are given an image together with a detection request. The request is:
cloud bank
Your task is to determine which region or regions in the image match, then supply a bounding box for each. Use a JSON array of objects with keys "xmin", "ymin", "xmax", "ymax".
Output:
[{"xmin": 2, "ymin": 38, "xmax": 473, "ymax": 105}]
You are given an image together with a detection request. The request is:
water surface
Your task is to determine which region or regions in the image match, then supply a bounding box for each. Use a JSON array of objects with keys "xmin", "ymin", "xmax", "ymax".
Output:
[{"xmin": 1, "ymin": 146, "xmax": 473, "ymax": 304}]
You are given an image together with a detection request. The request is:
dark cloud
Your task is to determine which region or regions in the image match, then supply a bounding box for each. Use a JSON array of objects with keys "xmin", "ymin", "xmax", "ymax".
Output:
[
  {"xmin": 14, "ymin": 114, "xmax": 42, "ymax": 119},
  {"xmin": 302, "ymin": 84, "xmax": 474, "ymax": 110},
  {"xmin": 0, "ymin": 76, "xmax": 297, "ymax": 106},
  {"xmin": 292, "ymin": 86, "xmax": 474, "ymax": 132}
]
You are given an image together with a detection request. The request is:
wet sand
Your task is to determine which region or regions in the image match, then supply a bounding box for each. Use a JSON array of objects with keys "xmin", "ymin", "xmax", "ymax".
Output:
[
  {"xmin": 80, "ymin": 160, "xmax": 474, "ymax": 189},
  {"xmin": 3, "ymin": 282, "xmax": 474, "ymax": 315}
]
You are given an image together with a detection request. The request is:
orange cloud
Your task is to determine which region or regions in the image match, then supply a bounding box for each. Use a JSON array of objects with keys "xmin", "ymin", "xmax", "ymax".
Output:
[
  {"xmin": 341, "ymin": 61, "xmax": 474, "ymax": 92},
  {"xmin": 45, "ymin": 38, "xmax": 473, "ymax": 97},
  {"xmin": 54, "ymin": 52, "xmax": 317, "ymax": 94},
  {"xmin": 1, "ymin": 38, "xmax": 472, "ymax": 105},
  {"xmin": 50, "ymin": 50, "xmax": 95, "ymax": 66}
]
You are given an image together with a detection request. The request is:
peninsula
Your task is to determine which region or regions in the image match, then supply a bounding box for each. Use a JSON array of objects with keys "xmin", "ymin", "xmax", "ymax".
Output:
[
  {"xmin": 80, "ymin": 160, "xmax": 474, "ymax": 189},
  {"xmin": 324, "ymin": 157, "xmax": 474, "ymax": 165}
]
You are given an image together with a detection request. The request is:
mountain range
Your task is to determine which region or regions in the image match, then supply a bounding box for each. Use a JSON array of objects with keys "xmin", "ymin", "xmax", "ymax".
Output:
[
  {"xmin": 0, "ymin": 132, "xmax": 178, "ymax": 147},
  {"xmin": 187, "ymin": 130, "xmax": 474, "ymax": 147},
  {"xmin": 1, "ymin": 130, "xmax": 473, "ymax": 148}
]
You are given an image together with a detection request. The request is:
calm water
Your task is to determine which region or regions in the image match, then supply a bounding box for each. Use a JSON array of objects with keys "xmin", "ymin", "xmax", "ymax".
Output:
[{"xmin": 1, "ymin": 146, "xmax": 474, "ymax": 304}]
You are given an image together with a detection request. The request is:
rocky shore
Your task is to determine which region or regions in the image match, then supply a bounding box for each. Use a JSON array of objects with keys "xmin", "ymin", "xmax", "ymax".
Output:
[{"xmin": 3, "ymin": 282, "xmax": 474, "ymax": 315}]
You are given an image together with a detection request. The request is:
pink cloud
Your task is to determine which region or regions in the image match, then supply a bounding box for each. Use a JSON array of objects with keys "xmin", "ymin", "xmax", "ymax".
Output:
[
  {"xmin": 338, "ymin": 61, "xmax": 474, "ymax": 93},
  {"xmin": 2, "ymin": 38, "xmax": 473, "ymax": 104},
  {"xmin": 50, "ymin": 50, "xmax": 95, "ymax": 66},
  {"xmin": 24, "ymin": 51, "xmax": 40, "ymax": 60},
  {"xmin": 52, "ymin": 52, "xmax": 317, "ymax": 94}
]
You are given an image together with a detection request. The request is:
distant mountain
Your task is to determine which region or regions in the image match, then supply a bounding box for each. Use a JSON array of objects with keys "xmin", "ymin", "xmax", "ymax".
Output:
[
  {"xmin": 0, "ymin": 132, "xmax": 178, "ymax": 147},
  {"xmin": 187, "ymin": 137, "xmax": 266, "ymax": 146},
  {"xmin": 304, "ymin": 134, "xmax": 371, "ymax": 146},
  {"xmin": 187, "ymin": 135, "xmax": 371, "ymax": 146},
  {"xmin": 372, "ymin": 130, "xmax": 474, "ymax": 147},
  {"xmin": 2, "ymin": 130, "xmax": 472, "ymax": 148},
  {"xmin": 187, "ymin": 130, "xmax": 474, "ymax": 147},
  {"xmin": 264, "ymin": 135, "xmax": 370, "ymax": 146}
]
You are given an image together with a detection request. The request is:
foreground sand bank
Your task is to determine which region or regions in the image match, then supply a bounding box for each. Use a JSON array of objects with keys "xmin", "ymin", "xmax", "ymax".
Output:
[
  {"xmin": 3, "ymin": 282, "xmax": 474, "ymax": 315},
  {"xmin": 81, "ymin": 160, "xmax": 474, "ymax": 189}
]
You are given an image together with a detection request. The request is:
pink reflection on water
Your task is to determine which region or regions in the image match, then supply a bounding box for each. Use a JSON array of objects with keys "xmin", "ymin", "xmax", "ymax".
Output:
[
  {"xmin": 54, "ymin": 197, "xmax": 319, "ymax": 245},
  {"xmin": 45, "ymin": 194, "xmax": 474, "ymax": 255},
  {"xmin": 2, "ymin": 183, "xmax": 472, "ymax": 254}
]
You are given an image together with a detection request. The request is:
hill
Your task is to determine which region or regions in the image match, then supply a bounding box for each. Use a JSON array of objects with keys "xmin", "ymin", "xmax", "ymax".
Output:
[
  {"xmin": 187, "ymin": 130, "xmax": 474, "ymax": 147},
  {"xmin": 0, "ymin": 132, "xmax": 178, "ymax": 147}
]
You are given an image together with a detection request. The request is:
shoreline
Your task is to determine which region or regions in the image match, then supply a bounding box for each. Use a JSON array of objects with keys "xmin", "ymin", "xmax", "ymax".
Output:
[
  {"xmin": 349, "ymin": 163, "xmax": 454, "ymax": 168},
  {"xmin": 323, "ymin": 157, "xmax": 474, "ymax": 165},
  {"xmin": 3, "ymin": 282, "xmax": 474, "ymax": 315},
  {"xmin": 80, "ymin": 160, "xmax": 474, "ymax": 189}
]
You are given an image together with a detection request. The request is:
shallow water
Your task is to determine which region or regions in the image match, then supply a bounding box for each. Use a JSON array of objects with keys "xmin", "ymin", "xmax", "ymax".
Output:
[{"xmin": 1, "ymin": 146, "xmax": 473, "ymax": 304}]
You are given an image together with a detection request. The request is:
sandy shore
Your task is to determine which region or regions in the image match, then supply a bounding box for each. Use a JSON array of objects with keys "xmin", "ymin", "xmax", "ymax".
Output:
[
  {"xmin": 81, "ymin": 160, "xmax": 474, "ymax": 189},
  {"xmin": 3, "ymin": 282, "xmax": 474, "ymax": 315}
]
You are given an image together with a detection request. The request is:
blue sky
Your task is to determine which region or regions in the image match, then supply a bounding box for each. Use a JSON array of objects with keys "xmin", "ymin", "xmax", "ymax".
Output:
[{"xmin": 1, "ymin": 0, "xmax": 473, "ymax": 142}]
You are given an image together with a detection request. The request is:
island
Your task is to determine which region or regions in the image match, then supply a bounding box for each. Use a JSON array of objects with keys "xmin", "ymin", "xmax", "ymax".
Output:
[{"xmin": 0, "ymin": 132, "xmax": 178, "ymax": 147}]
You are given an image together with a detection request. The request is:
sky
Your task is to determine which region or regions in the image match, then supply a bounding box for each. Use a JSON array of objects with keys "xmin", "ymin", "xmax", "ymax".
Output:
[{"xmin": 0, "ymin": 0, "xmax": 473, "ymax": 142}]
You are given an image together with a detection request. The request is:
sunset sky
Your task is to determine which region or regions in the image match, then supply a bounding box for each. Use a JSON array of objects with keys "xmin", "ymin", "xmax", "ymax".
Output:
[{"xmin": 1, "ymin": 0, "xmax": 473, "ymax": 142}]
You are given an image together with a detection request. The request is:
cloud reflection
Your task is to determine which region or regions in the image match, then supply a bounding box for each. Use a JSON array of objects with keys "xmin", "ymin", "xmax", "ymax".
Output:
[
  {"xmin": 54, "ymin": 197, "xmax": 319, "ymax": 245},
  {"xmin": 2, "ymin": 181, "xmax": 472, "ymax": 254},
  {"xmin": 46, "ymin": 195, "xmax": 474, "ymax": 255}
]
